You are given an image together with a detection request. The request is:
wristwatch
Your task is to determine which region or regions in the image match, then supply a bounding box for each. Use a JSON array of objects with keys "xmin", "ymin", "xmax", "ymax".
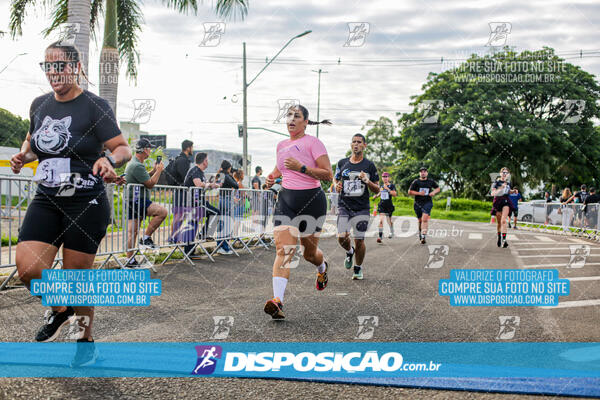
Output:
[
  {"xmin": 300, "ymin": 165, "xmax": 307, "ymax": 174},
  {"xmin": 102, "ymin": 152, "xmax": 117, "ymax": 168}
]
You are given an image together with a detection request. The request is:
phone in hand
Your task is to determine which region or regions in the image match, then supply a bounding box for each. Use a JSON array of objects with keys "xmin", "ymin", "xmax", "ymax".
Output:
[
  {"xmin": 156, "ymin": 155, "xmax": 162, "ymax": 164},
  {"xmin": 120, "ymin": 173, "xmax": 126, "ymax": 177}
]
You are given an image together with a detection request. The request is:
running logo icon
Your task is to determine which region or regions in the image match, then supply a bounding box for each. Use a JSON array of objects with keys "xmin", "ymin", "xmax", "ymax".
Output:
[
  {"xmin": 485, "ymin": 22, "xmax": 511, "ymax": 47},
  {"xmin": 199, "ymin": 23, "xmax": 226, "ymax": 47},
  {"xmin": 344, "ymin": 22, "xmax": 370, "ymax": 47},
  {"xmin": 58, "ymin": 23, "xmax": 80, "ymax": 46},
  {"xmin": 192, "ymin": 345, "xmax": 222, "ymax": 375},
  {"xmin": 211, "ymin": 316, "xmax": 234, "ymax": 340},
  {"xmin": 567, "ymin": 245, "xmax": 590, "ymax": 268},
  {"xmin": 425, "ymin": 245, "xmax": 448, "ymax": 269},
  {"xmin": 355, "ymin": 316, "xmax": 378, "ymax": 339},
  {"xmin": 281, "ymin": 245, "xmax": 304, "ymax": 269},
  {"xmin": 561, "ymin": 100, "xmax": 585, "ymax": 124},
  {"xmin": 420, "ymin": 100, "xmax": 443, "ymax": 124},
  {"xmin": 56, "ymin": 173, "xmax": 80, "ymax": 197},
  {"xmin": 274, "ymin": 99, "xmax": 300, "ymax": 123},
  {"xmin": 66, "ymin": 316, "xmax": 90, "ymax": 340},
  {"xmin": 496, "ymin": 316, "xmax": 520, "ymax": 340},
  {"xmin": 131, "ymin": 99, "xmax": 156, "ymax": 124}
]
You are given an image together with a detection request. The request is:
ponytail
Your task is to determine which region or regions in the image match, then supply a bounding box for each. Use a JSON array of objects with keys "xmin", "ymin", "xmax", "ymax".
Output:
[{"xmin": 308, "ymin": 119, "xmax": 332, "ymax": 125}]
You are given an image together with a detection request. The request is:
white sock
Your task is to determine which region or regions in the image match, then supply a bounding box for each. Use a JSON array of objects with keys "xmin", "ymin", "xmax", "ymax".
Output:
[
  {"xmin": 143, "ymin": 235, "xmax": 150, "ymax": 240},
  {"xmin": 347, "ymin": 247, "xmax": 354, "ymax": 255},
  {"xmin": 272, "ymin": 277, "xmax": 288, "ymax": 303},
  {"xmin": 355, "ymin": 264, "xmax": 362, "ymax": 270},
  {"xmin": 317, "ymin": 262, "xmax": 326, "ymax": 274}
]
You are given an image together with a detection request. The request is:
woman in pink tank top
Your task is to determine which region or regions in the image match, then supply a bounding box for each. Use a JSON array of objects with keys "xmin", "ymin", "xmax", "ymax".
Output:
[{"xmin": 263, "ymin": 105, "xmax": 333, "ymax": 319}]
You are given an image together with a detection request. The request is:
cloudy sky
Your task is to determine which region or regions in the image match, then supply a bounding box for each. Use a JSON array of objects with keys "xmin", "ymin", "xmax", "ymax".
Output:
[{"xmin": 1, "ymin": 0, "xmax": 599, "ymax": 171}]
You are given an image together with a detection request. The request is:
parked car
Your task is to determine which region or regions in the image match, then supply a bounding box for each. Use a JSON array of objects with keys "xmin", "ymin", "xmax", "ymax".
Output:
[{"xmin": 518, "ymin": 201, "xmax": 561, "ymax": 225}]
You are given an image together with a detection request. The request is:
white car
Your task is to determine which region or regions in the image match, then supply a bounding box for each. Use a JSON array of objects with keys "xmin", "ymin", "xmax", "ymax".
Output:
[{"xmin": 517, "ymin": 200, "xmax": 562, "ymax": 225}]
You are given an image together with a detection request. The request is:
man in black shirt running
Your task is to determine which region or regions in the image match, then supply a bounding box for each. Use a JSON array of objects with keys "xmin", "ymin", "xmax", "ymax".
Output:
[
  {"xmin": 408, "ymin": 167, "xmax": 440, "ymax": 244},
  {"xmin": 334, "ymin": 133, "xmax": 379, "ymax": 280}
]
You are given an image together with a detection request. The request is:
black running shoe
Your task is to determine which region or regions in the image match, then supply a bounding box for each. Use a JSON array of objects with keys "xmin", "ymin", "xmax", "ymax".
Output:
[
  {"xmin": 420, "ymin": 237, "xmax": 426, "ymax": 244},
  {"xmin": 140, "ymin": 237, "xmax": 156, "ymax": 248},
  {"xmin": 71, "ymin": 339, "xmax": 98, "ymax": 367},
  {"xmin": 497, "ymin": 235, "xmax": 502, "ymax": 247},
  {"xmin": 503, "ymin": 240, "xmax": 509, "ymax": 248},
  {"xmin": 123, "ymin": 258, "xmax": 140, "ymax": 269},
  {"xmin": 35, "ymin": 307, "xmax": 75, "ymax": 342},
  {"xmin": 316, "ymin": 262, "xmax": 329, "ymax": 291}
]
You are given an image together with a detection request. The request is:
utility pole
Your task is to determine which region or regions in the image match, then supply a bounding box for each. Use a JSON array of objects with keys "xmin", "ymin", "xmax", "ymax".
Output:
[
  {"xmin": 242, "ymin": 42, "xmax": 248, "ymax": 177},
  {"xmin": 311, "ymin": 69, "xmax": 328, "ymax": 138},
  {"xmin": 242, "ymin": 31, "xmax": 311, "ymax": 177}
]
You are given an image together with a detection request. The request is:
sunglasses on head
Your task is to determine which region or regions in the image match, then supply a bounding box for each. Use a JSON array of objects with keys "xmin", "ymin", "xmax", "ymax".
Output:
[{"xmin": 39, "ymin": 61, "xmax": 75, "ymax": 73}]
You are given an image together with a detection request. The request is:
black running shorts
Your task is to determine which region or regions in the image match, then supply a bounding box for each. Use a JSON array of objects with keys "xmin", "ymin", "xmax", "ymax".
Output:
[
  {"xmin": 274, "ymin": 187, "xmax": 327, "ymax": 233},
  {"xmin": 18, "ymin": 192, "xmax": 111, "ymax": 254}
]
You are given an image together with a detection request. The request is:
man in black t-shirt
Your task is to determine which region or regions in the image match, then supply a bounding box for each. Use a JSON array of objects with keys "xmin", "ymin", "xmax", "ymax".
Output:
[
  {"xmin": 408, "ymin": 167, "xmax": 440, "ymax": 244},
  {"xmin": 252, "ymin": 166, "xmax": 263, "ymax": 190},
  {"xmin": 179, "ymin": 152, "xmax": 221, "ymax": 257},
  {"xmin": 583, "ymin": 187, "xmax": 600, "ymax": 229},
  {"xmin": 334, "ymin": 133, "xmax": 380, "ymax": 280}
]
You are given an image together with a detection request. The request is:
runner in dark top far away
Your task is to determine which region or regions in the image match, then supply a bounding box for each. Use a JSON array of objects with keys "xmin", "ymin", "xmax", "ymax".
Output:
[
  {"xmin": 373, "ymin": 172, "xmax": 397, "ymax": 244},
  {"xmin": 10, "ymin": 42, "xmax": 131, "ymax": 366},
  {"xmin": 490, "ymin": 167, "xmax": 517, "ymax": 248},
  {"xmin": 508, "ymin": 186, "xmax": 523, "ymax": 229},
  {"xmin": 408, "ymin": 167, "xmax": 440, "ymax": 244},
  {"xmin": 334, "ymin": 133, "xmax": 379, "ymax": 280}
]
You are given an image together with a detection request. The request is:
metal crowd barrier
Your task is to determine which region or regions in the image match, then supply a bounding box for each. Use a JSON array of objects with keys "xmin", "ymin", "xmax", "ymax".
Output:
[
  {"xmin": 0, "ymin": 178, "xmax": 276, "ymax": 291},
  {"xmin": 516, "ymin": 201, "xmax": 600, "ymax": 239}
]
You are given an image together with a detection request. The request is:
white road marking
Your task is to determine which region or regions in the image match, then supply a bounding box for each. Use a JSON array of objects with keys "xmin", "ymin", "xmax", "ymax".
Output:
[
  {"xmin": 517, "ymin": 247, "xmax": 600, "ymax": 251},
  {"xmin": 534, "ymin": 235, "xmax": 555, "ymax": 242},
  {"xmin": 521, "ymin": 263, "xmax": 600, "ymax": 268},
  {"xmin": 567, "ymin": 276, "xmax": 600, "ymax": 281},
  {"xmin": 468, "ymin": 233, "xmax": 482, "ymax": 240},
  {"xmin": 540, "ymin": 299, "xmax": 600, "ymax": 309},
  {"xmin": 517, "ymin": 254, "xmax": 600, "ymax": 258}
]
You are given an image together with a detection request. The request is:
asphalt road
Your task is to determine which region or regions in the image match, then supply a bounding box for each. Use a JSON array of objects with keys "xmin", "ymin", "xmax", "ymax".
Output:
[{"xmin": 1, "ymin": 218, "xmax": 599, "ymax": 399}]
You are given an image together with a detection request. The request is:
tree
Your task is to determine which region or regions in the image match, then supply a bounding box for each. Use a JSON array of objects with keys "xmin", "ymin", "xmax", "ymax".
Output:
[
  {"xmin": 396, "ymin": 47, "xmax": 600, "ymax": 199},
  {"xmin": 361, "ymin": 116, "xmax": 399, "ymax": 171},
  {"xmin": 10, "ymin": 0, "xmax": 249, "ymax": 113},
  {"xmin": 0, "ymin": 108, "xmax": 29, "ymax": 148}
]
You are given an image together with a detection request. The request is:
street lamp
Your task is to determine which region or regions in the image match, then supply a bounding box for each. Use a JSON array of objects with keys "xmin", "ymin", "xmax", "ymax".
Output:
[
  {"xmin": 311, "ymin": 68, "xmax": 328, "ymax": 138},
  {"xmin": 0, "ymin": 53, "xmax": 27, "ymax": 75},
  {"xmin": 242, "ymin": 30, "xmax": 312, "ymax": 176}
]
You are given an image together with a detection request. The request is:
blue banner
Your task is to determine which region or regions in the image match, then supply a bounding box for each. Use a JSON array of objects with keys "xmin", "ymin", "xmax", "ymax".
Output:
[
  {"xmin": 439, "ymin": 269, "xmax": 569, "ymax": 306},
  {"xmin": 30, "ymin": 269, "xmax": 161, "ymax": 306},
  {"xmin": 0, "ymin": 342, "xmax": 598, "ymax": 378}
]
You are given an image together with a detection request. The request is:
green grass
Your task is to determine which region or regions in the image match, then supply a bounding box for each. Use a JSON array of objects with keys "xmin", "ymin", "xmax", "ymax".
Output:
[
  {"xmin": 370, "ymin": 196, "xmax": 493, "ymax": 223},
  {"xmin": 1, "ymin": 235, "xmax": 18, "ymax": 246}
]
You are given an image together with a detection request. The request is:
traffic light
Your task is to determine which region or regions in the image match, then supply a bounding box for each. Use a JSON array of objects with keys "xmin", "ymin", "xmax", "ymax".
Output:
[{"xmin": 238, "ymin": 124, "xmax": 243, "ymax": 138}]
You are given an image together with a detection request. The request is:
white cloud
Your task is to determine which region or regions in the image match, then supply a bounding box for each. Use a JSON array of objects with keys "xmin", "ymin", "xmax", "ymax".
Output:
[{"xmin": 1, "ymin": 0, "xmax": 599, "ymax": 170}]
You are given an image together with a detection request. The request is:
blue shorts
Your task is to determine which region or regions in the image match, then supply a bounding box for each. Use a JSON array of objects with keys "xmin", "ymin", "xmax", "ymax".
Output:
[
  {"xmin": 337, "ymin": 207, "xmax": 370, "ymax": 239},
  {"xmin": 414, "ymin": 202, "xmax": 433, "ymax": 218},
  {"xmin": 128, "ymin": 198, "xmax": 152, "ymax": 220}
]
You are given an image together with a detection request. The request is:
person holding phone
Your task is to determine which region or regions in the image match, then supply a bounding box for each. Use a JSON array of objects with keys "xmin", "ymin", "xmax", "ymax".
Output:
[{"xmin": 124, "ymin": 138, "xmax": 167, "ymax": 267}]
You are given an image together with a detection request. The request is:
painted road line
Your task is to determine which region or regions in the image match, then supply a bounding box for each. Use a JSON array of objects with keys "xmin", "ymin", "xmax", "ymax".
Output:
[
  {"xmin": 468, "ymin": 233, "xmax": 482, "ymax": 240},
  {"xmin": 517, "ymin": 247, "xmax": 600, "ymax": 251},
  {"xmin": 567, "ymin": 276, "xmax": 600, "ymax": 281},
  {"xmin": 540, "ymin": 299, "xmax": 600, "ymax": 309},
  {"xmin": 534, "ymin": 235, "xmax": 555, "ymax": 242},
  {"xmin": 517, "ymin": 254, "xmax": 600, "ymax": 258},
  {"xmin": 521, "ymin": 263, "xmax": 600, "ymax": 268}
]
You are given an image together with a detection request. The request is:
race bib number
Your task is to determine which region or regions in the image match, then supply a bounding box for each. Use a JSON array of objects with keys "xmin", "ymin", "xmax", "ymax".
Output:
[
  {"xmin": 344, "ymin": 179, "xmax": 364, "ymax": 197},
  {"xmin": 419, "ymin": 187, "xmax": 430, "ymax": 196},
  {"xmin": 381, "ymin": 190, "xmax": 390, "ymax": 200},
  {"xmin": 33, "ymin": 158, "xmax": 71, "ymax": 187}
]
